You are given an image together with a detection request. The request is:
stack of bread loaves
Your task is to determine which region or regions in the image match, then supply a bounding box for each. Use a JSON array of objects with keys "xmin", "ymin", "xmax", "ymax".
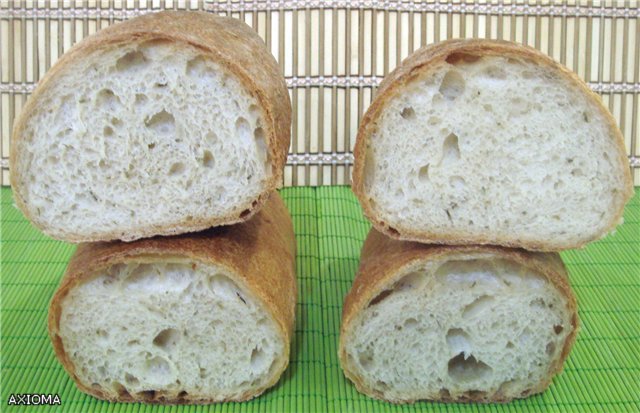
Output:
[
  {"xmin": 341, "ymin": 40, "xmax": 633, "ymax": 403},
  {"xmin": 10, "ymin": 12, "xmax": 296, "ymax": 403}
]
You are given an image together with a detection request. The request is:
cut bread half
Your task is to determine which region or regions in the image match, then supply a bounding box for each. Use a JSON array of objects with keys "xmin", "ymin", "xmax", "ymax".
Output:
[
  {"xmin": 352, "ymin": 39, "xmax": 633, "ymax": 251},
  {"xmin": 339, "ymin": 229, "xmax": 579, "ymax": 403},
  {"xmin": 49, "ymin": 193, "xmax": 296, "ymax": 403},
  {"xmin": 11, "ymin": 11, "xmax": 291, "ymax": 242}
]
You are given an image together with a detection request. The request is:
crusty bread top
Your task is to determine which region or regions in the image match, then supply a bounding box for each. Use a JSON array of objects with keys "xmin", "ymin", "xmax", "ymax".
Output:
[
  {"xmin": 340, "ymin": 229, "xmax": 579, "ymax": 403},
  {"xmin": 11, "ymin": 11, "xmax": 291, "ymax": 242},
  {"xmin": 48, "ymin": 192, "xmax": 296, "ymax": 403},
  {"xmin": 352, "ymin": 39, "xmax": 633, "ymax": 251}
]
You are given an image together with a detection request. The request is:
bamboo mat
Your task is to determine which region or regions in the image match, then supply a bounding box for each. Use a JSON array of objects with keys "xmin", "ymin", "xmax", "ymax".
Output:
[{"xmin": 1, "ymin": 186, "xmax": 638, "ymax": 412}]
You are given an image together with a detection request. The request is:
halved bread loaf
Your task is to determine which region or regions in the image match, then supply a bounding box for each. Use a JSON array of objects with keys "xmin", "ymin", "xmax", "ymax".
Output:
[
  {"xmin": 339, "ymin": 229, "xmax": 578, "ymax": 403},
  {"xmin": 352, "ymin": 39, "xmax": 633, "ymax": 251},
  {"xmin": 48, "ymin": 193, "xmax": 296, "ymax": 403},
  {"xmin": 11, "ymin": 11, "xmax": 291, "ymax": 242}
]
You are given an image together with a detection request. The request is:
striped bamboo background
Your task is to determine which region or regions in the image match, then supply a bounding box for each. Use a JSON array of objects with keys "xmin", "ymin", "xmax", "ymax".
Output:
[{"xmin": 1, "ymin": 0, "xmax": 638, "ymax": 186}]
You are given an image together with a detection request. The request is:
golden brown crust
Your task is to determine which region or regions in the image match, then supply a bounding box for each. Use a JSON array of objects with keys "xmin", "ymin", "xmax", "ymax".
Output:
[
  {"xmin": 352, "ymin": 39, "xmax": 633, "ymax": 251},
  {"xmin": 48, "ymin": 192, "xmax": 297, "ymax": 403},
  {"xmin": 11, "ymin": 11, "xmax": 291, "ymax": 243},
  {"xmin": 339, "ymin": 229, "xmax": 579, "ymax": 404}
]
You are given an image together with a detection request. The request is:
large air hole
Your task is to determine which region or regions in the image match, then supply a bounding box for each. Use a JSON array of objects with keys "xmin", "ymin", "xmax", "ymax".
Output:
[
  {"xmin": 208, "ymin": 274, "xmax": 241, "ymax": 301},
  {"xmin": 447, "ymin": 353, "xmax": 492, "ymax": 382},
  {"xmin": 144, "ymin": 357, "xmax": 172, "ymax": 383},
  {"xmin": 497, "ymin": 379, "xmax": 520, "ymax": 396},
  {"xmin": 168, "ymin": 162, "xmax": 185, "ymax": 176},
  {"xmin": 462, "ymin": 295, "xmax": 495, "ymax": 319},
  {"xmin": 445, "ymin": 52, "xmax": 480, "ymax": 65},
  {"xmin": 363, "ymin": 145, "xmax": 376, "ymax": 189},
  {"xmin": 254, "ymin": 127, "xmax": 270, "ymax": 167},
  {"xmin": 369, "ymin": 272, "xmax": 424, "ymax": 307},
  {"xmin": 153, "ymin": 328, "xmax": 180, "ymax": 351},
  {"xmin": 124, "ymin": 373, "xmax": 139, "ymax": 386},
  {"xmin": 138, "ymin": 390, "xmax": 156, "ymax": 400},
  {"xmin": 546, "ymin": 342, "xmax": 556, "ymax": 356},
  {"xmin": 368, "ymin": 289, "xmax": 393, "ymax": 306},
  {"xmin": 376, "ymin": 380, "xmax": 390, "ymax": 391},
  {"xmin": 186, "ymin": 56, "xmax": 208, "ymax": 77},
  {"xmin": 248, "ymin": 104, "xmax": 261, "ymax": 117},
  {"xmin": 103, "ymin": 126, "xmax": 114, "ymax": 137},
  {"xmin": 202, "ymin": 150, "xmax": 214, "ymax": 168},
  {"xmin": 134, "ymin": 94, "xmax": 148, "ymax": 105},
  {"xmin": 235, "ymin": 117, "xmax": 252, "ymax": 146},
  {"xmin": 521, "ymin": 270, "xmax": 547, "ymax": 288},
  {"xmin": 432, "ymin": 93, "xmax": 444, "ymax": 106},
  {"xmin": 463, "ymin": 390, "xmax": 488, "ymax": 400},
  {"xmin": 418, "ymin": 164, "xmax": 430, "ymax": 183},
  {"xmin": 446, "ymin": 328, "xmax": 472, "ymax": 355},
  {"xmin": 396, "ymin": 271, "xmax": 426, "ymax": 291},
  {"xmin": 483, "ymin": 65, "xmax": 506, "ymax": 79},
  {"xmin": 437, "ymin": 259, "xmax": 500, "ymax": 286},
  {"xmin": 145, "ymin": 110, "xmax": 176, "ymax": 135},
  {"xmin": 400, "ymin": 106, "xmax": 416, "ymax": 119},
  {"xmin": 112, "ymin": 382, "xmax": 131, "ymax": 398},
  {"xmin": 250, "ymin": 346, "xmax": 268, "ymax": 370},
  {"xmin": 358, "ymin": 348, "xmax": 374, "ymax": 371},
  {"xmin": 254, "ymin": 127, "xmax": 265, "ymax": 141},
  {"xmin": 116, "ymin": 50, "xmax": 147, "ymax": 72},
  {"xmin": 139, "ymin": 39, "xmax": 173, "ymax": 56},
  {"xmin": 439, "ymin": 70, "xmax": 465, "ymax": 100},
  {"xmin": 440, "ymin": 133, "xmax": 461, "ymax": 165},
  {"xmin": 205, "ymin": 131, "xmax": 218, "ymax": 144},
  {"xmin": 96, "ymin": 89, "xmax": 120, "ymax": 109},
  {"xmin": 123, "ymin": 264, "xmax": 156, "ymax": 290}
]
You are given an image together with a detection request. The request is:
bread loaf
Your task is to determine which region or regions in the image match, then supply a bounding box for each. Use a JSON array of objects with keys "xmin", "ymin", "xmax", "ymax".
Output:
[
  {"xmin": 11, "ymin": 11, "xmax": 291, "ymax": 242},
  {"xmin": 352, "ymin": 39, "xmax": 632, "ymax": 251},
  {"xmin": 339, "ymin": 229, "xmax": 578, "ymax": 403},
  {"xmin": 48, "ymin": 193, "xmax": 296, "ymax": 403}
]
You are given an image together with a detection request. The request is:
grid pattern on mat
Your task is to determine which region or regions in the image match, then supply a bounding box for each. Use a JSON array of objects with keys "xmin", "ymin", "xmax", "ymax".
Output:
[{"xmin": 1, "ymin": 186, "xmax": 639, "ymax": 413}]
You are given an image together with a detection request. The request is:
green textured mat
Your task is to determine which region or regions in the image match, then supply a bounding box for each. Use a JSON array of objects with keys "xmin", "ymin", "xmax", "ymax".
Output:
[{"xmin": 1, "ymin": 186, "xmax": 638, "ymax": 412}]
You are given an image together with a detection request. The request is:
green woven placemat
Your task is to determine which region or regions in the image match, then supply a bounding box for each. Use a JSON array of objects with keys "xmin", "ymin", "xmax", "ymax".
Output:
[{"xmin": 1, "ymin": 186, "xmax": 638, "ymax": 412}]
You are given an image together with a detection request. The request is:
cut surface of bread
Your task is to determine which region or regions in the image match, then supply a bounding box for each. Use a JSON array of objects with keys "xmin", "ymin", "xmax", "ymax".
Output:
[
  {"xmin": 58, "ymin": 261, "xmax": 283, "ymax": 403},
  {"xmin": 339, "ymin": 230, "xmax": 578, "ymax": 403},
  {"xmin": 49, "ymin": 193, "xmax": 297, "ymax": 403},
  {"xmin": 11, "ymin": 11, "xmax": 291, "ymax": 242},
  {"xmin": 353, "ymin": 39, "xmax": 632, "ymax": 251}
]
